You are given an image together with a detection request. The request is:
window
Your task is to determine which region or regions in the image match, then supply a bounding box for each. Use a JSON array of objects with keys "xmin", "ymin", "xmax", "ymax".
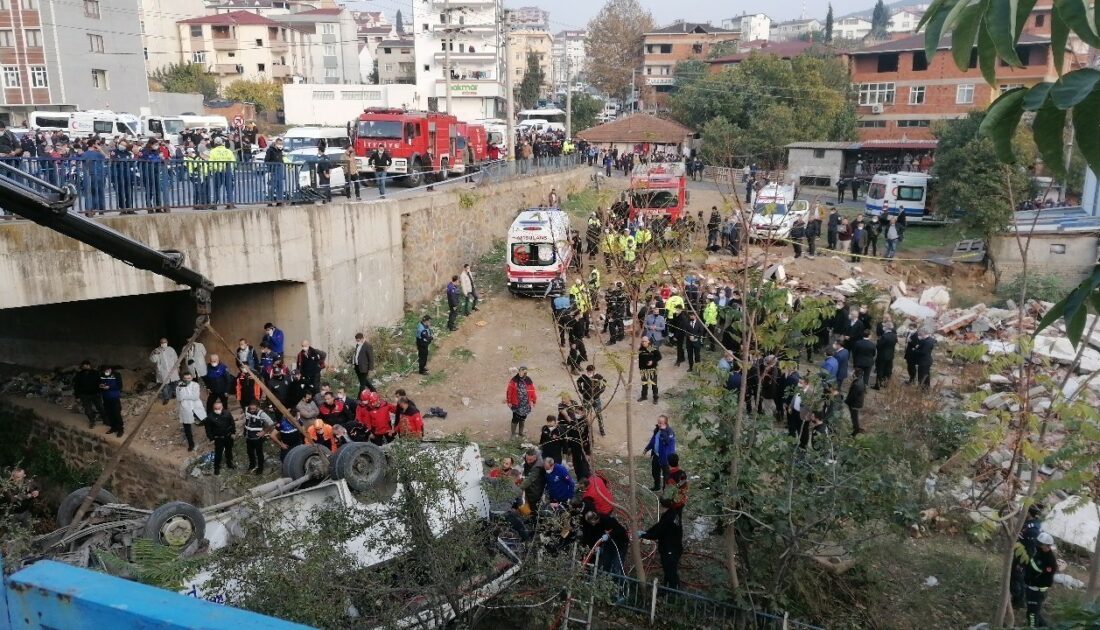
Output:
[
  {"xmin": 2, "ymin": 66, "xmax": 19, "ymax": 88},
  {"xmin": 0, "ymin": 30, "xmax": 11, "ymax": 47},
  {"xmin": 858, "ymin": 82, "xmax": 895, "ymax": 105},
  {"xmin": 908, "ymin": 85, "xmax": 925, "ymax": 105},
  {"xmin": 384, "ymin": 63, "xmax": 393, "ymax": 71},
  {"xmin": 691, "ymin": 43, "xmax": 702, "ymax": 54},
  {"xmin": 90, "ymin": 68, "xmax": 107, "ymax": 89},
  {"xmin": 325, "ymin": 67, "xmax": 338, "ymax": 78},
  {"xmin": 322, "ymin": 23, "xmax": 335, "ymax": 35},
  {"xmin": 23, "ymin": 28, "xmax": 40, "ymax": 47},
  {"xmin": 341, "ymin": 90, "xmax": 366, "ymax": 99},
  {"xmin": 956, "ymin": 83, "xmax": 975, "ymax": 104},
  {"xmin": 813, "ymin": 149, "xmax": 826, "ymax": 158},
  {"xmin": 324, "ymin": 44, "xmax": 336, "ymax": 56},
  {"xmin": 21, "ymin": 0, "xmax": 37, "ymax": 9},
  {"xmin": 422, "ymin": 23, "xmax": 428, "ymax": 31},
  {"xmin": 911, "ymin": 51, "xmax": 928, "ymax": 71},
  {"xmin": 83, "ymin": 0, "xmax": 99, "ymax": 18},
  {"xmin": 1035, "ymin": 14, "xmax": 1046, "ymax": 27},
  {"xmin": 876, "ymin": 53, "xmax": 899, "ymax": 72},
  {"xmin": 255, "ymin": 38, "xmax": 262, "ymax": 46},
  {"xmin": 383, "ymin": 47, "xmax": 391, "ymax": 54},
  {"xmin": 257, "ymin": 63, "xmax": 265, "ymax": 72},
  {"xmin": 143, "ymin": 47, "xmax": 147, "ymax": 59},
  {"xmin": 87, "ymin": 33, "xmax": 103, "ymax": 52},
  {"xmin": 191, "ymin": 50, "xmax": 205, "ymax": 63},
  {"xmin": 190, "ymin": 25, "xmax": 202, "ymax": 37},
  {"xmin": 30, "ymin": 65, "xmax": 47, "ymax": 87},
  {"xmin": 660, "ymin": 44, "xmax": 671, "ymax": 53},
  {"xmin": 897, "ymin": 185, "xmax": 924, "ymax": 202},
  {"xmin": 857, "ymin": 120, "xmax": 887, "ymax": 128},
  {"xmin": 423, "ymin": 64, "xmax": 430, "ymax": 71},
  {"xmin": 312, "ymin": 90, "xmax": 334, "ymax": 100},
  {"xmin": 897, "ymin": 119, "xmax": 930, "ymax": 128}
]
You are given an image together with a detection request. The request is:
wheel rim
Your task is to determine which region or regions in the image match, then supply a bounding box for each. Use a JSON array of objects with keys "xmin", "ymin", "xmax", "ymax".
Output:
[
  {"xmin": 346, "ymin": 453, "xmax": 377, "ymax": 486},
  {"xmin": 160, "ymin": 515, "xmax": 196, "ymax": 547},
  {"xmin": 304, "ymin": 452, "xmax": 330, "ymax": 479}
]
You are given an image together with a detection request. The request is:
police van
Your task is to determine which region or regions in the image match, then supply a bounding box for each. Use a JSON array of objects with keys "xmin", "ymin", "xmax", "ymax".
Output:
[{"xmin": 506, "ymin": 209, "xmax": 573, "ymax": 297}]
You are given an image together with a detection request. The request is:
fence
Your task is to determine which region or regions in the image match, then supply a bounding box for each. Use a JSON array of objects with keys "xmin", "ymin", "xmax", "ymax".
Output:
[{"xmin": 0, "ymin": 154, "xmax": 588, "ymax": 217}]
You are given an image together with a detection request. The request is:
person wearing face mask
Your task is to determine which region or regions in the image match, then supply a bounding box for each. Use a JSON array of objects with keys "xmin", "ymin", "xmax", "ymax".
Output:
[
  {"xmin": 296, "ymin": 341, "xmax": 326, "ymax": 393},
  {"xmin": 149, "ymin": 338, "xmax": 180, "ymax": 385},
  {"xmin": 203, "ymin": 354, "xmax": 234, "ymax": 412},
  {"xmin": 204, "ymin": 400, "xmax": 236, "ymax": 475},
  {"xmin": 139, "ymin": 138, "xmax": 167, "ymax": 212},
  {"xmin": 177, "ymin": 372, "xmax": 205, "ymax": 451},
  {"xmin": 264, "ymin": 137, "xmax": 287, "ymax": 206},
  {"xmin": 99, "ymin": 365, "xmax": 124, "ymax": 436}
]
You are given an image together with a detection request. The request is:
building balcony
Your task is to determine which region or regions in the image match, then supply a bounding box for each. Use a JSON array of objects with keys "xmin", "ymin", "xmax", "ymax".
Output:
[
  {"xmin": 271, "ymin": 64, "xmax": 291, "ymax": 78},
  {"xmin": 211, "ymin": 37, "xmax": 238, "ymax": 51},
  {"xmin": 269, "ymin": 39, "xmax": 288, "ymax": 52},
  {"xmin": 433, "ymin": 23, "xmax": 497, "ymax": 33},
  {"xmin": 212, "ymin": 63, "xmax": 244, "ymax": 75},
  {"xmin": 433, "ymin": 51, "xmax": 496, "ymax": 62}
]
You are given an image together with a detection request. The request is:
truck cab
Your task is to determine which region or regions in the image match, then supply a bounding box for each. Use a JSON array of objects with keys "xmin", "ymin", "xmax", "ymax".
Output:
[
  {"xmin": 627, "ymin": 163, "xmax": 688, "ymax": 223},
  {"xmin": 506, "ymin": 209, "xmax": 573, "ymax": 297},
  {"xmin": 351, "ymin": 108, "xmax": 457, "ymax": 187}
]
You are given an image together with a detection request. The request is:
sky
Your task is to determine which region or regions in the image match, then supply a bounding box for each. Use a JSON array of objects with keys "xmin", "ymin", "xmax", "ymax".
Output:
[{"xmin": 502, "ymin": 0, "xmax": 880, "ymax": 32}]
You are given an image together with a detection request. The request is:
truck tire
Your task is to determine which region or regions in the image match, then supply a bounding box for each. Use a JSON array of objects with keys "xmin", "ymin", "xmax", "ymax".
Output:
[
  {"xmin": 331, "ymin": 442, "xmax": 387, "ymax": 492},
  {"xmin": 57, "ymin": 487, "xmax": 120, "ymax": 527},
  {"xmin": 143, "ymin": 501, "xmax": 205, "ymax": 548},
  {"xmin": 437, "ymin": 158, "xmax": 449, "ymax": 183},
  {"xmin": 281, "ymin": 444, "xmax": 332, "ymax": 481},
  {"xmin": 404, "ymin": 158, "xmax": 424, "ymax": 188}
]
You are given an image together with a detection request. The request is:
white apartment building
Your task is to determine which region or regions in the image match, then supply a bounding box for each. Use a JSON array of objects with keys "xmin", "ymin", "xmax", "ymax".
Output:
[
  {"xmin": 770, "ymin": 17, "xmax": 822, "ymax": 41},
  {"xmin": 413, "ymin": 0, "xmax": 505, "ymax": 120},
  {"xmin": 141, "ymin": 0, "xmax": 207, "ymax": 73},
  {"xmin": 835, "ymin": 16, "xmax": 872, "ymax": 40},
  {"xmin": 272, "ymin": 7, "xmax": 361, "ymax": 84},
  {"xmin": 721, "ymin": 13, "xmax": 771, "ymax": 42},
  {"xmin": 551, "ymin": 30, "xmax": 585, "ymax": 93},
  {"xmin": 177, "ymin": 11, "xmax": 306, "ymax": 88},
  {"xmin": 887, "ymin": 9, "xmax": 924, "ymax": 33}
]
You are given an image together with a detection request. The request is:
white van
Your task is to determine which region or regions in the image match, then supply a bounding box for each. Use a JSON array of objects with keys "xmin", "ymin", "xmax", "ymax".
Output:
[
  {"xmin": 865, "ymin": 171, "xmax": 933, "ymax": 221},
  {"xmin": 506, "ymin": 209, "xmax": 573, "ymax": 297},
  {"xmin": 282, "ymin": 126, "xmax": 350, "ymax": 154},
  {"xmin": 179, "ymin": 115, "xmax": 229, "ymax": 134},
  {"xmin": 748, "ymin": 182, "xmax": 809, "ymax": 240},
  {"xmin": 141, "ymin": 115, "xmax": 185, "ymax": 144},
  {"xmin": 29, "ymin": 110, "xmax": 138, "ymax": 137}
]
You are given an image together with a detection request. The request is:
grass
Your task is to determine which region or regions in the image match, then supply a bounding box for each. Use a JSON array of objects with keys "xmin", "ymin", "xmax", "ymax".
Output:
[
  {"xmin": 449, "ymin": 347, "xmax": 475, "ymax": 362},
  {"xmin": 897, "ymin": 224, "xmax": 973, "ymax": 255},
  {"xmin": 562, "ymin": 188, "xmax": 614, "ymax": 220}
]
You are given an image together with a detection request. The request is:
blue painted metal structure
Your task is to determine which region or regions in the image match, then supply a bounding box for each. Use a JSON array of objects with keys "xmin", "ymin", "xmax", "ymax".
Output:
[{"xmin": 0, "ymin": 559, "xmax": 312, "ymax": 630}]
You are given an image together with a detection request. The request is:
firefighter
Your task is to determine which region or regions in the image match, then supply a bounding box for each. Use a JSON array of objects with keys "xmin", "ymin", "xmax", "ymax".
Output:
[
  {"xmin": 635, "ymin": 223, "xmax": 653, "ymax": 250},
  {"xmin": 703, "ymin": 295, "xmax": 719, "ymax": 351},
  {"xmin": 1023, "ymin": 531, "xmax": 1058, "ymax": 627},
  {"xmin": 619, "ymin": 229, "xmax": 637, "ymax": 268},
  {"xmin": 601, "ymin": 229, "xmax": 618, "ymax": 267},
  {"xmin": 585, "ymin": 213, "xmax": 602, "ymax": 260},
  {"xmin": 606, "ymin": 281, "xmax": 627, "ymax": 344},
  {"xmin": 587, "ymin": 267, "xmax": 601, "ymax": 311}
]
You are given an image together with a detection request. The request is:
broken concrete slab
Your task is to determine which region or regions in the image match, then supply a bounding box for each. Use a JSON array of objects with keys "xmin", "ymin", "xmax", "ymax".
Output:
[
  {"xmin": 891, "ymin": 297, "xmax": 937, "ymax": 320},
  {"xmin": 983, "ymin": 340, "xmax": 1017, "ymax": 355},
  {"xmin": 988, "ymin": 374, "xmax": 1011, "ymax": 386},
  {"xmin": 1045, "ymin": 496, "xmax": 1099, "ymax": 553},
  {"xmin": 919, "ymin": 285, "xmax": 951, "ymax": 310},
  {"xmin": 938, "ymin": 310, "xmax": 981, "ymax": 334},
  {"xmin": 983, "ymin": 392, "xmax": 1014, "ymax": 410},
  {"xmin": 897, "ymin": 280, "xmax": 908, "ymax": 295},
  {"xmin": 1033, "ymin": 335, "xmax": 1100, "ymax": 373}
]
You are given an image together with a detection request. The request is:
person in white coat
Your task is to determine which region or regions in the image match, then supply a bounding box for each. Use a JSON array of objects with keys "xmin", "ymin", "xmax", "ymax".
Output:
[
  {"xmin": 150, "ymin": 338, "xmax": 180, "ymax": 384},
  {"xmin": 177, "ymin": 372, "xmax": 206, "ymax": 451},
  {"xmin": 184, "ymin": 340, "xmax": 208, "ymax": 379}
]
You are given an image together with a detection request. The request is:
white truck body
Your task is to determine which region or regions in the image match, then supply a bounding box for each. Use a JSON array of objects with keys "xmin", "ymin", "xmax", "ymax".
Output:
[{"xmin": 506, "ymin": 209, "xmax": 572, "ymax": 296}]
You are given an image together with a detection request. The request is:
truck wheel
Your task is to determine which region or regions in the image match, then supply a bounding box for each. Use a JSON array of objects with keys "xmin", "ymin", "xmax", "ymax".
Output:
[
  {"xmin": 281, "ymin": 444, "xmax": 332, "ymax": 481},
  {"xmin": 143, "ymin": 501, "xmax": 205, "ymax": 548},
  {"xmin": 57, "ymin": 487, "xmax": 120, "ymax": 527},
  {"xmin": 404, "ymin": 159, "xmax": 423, "ymax": 187},
  {"xmin": 331, "ymin": 442, "xmax": 387, "ymax": 492},
  {"xmin": 436, "ymin": 158, "xmax": 449, "ymax": 183}
]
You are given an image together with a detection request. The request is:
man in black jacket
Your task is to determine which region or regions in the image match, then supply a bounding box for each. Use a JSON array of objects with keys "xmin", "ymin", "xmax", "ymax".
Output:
[
  {"xmin": 576, "ymin": 365, "xmax": 607, "ymax": 437},
  {"xmin": 682, "ymin": 312, "xmax": 705, "ymax": 371},
  {"xmin": 367, "ymin": 143, "xmax": 393, "ymax": 198},
  {"xmin": 204, "ymin": 400, "xmax": 236, "ymax": 475},
  {"xmin": 296, "ymin": 341, "xmax": 326, "ymax": 392},
  {"xmin": 582, "ymin": 510, "xmax": 630, "ymax": 577},
  {"xmin": 846, "ymin": 369, "xmax": 866, "ymax": 436},
  {"xmin": 851, "ymin": 329, "xmax": 877, "ymax": 385},
  {"xmin": 827, "ymin": 207, "xmax": 840, "ymax": 250},
  {"xmin": 639, "ymin": 504, "xmax": 684, "ymax": 589},
  {"xmin": 912, "ymin": 331, "xmax": 935, "ymax": 389},
  {"xmin": 638, "ymin": 337, "xmax": 662, "ymax": 403},
  {"xmin": 351, "ymin": 332, "xmax": 375, "ymax": 393},
  {"xmin": 264, "ymin": 137, "xmax": 286, "ymax": 206},
  {"xmin": 904, "ymin": 329, "xmax": 921, "ymax": 384},
  {"xmin": 874, "ymin": 322, "xmax": 898, "ymax": 388},
  {"xmin": 73, "ymin": 360, "xmax": 104, "ymax": 428}
]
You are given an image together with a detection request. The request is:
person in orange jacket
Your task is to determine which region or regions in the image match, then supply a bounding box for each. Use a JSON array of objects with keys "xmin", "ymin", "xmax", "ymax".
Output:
[
  {"xmin": 306, "ymin": 418, "xmax": 335, "ymax": 453},
  {"xmin": 394, "ymin": 396, "xmax": 424, "ymax": 439}
]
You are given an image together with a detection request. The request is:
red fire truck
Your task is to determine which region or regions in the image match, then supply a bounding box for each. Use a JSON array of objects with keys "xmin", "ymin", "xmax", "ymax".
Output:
[
  {"xmin": 454, "ymin": 122, "xmax": 489, "ymax": 174},
  {"xmin": 350, "ymin": 108, "xmax": 462, "ymax": 187},
  {"xmin": 627, "ymin": 163, "xmax": 689, "ymax": 222}
]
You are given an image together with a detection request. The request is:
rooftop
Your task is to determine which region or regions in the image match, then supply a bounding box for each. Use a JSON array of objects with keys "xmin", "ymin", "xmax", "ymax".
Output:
[
  {"xmin": 647, "ymin": 21, "xmax": 734, "ymax": 35},
  {"xmin": 293, "ymin": 7, "xmax": 342, "ymax": 16},
  {"xmin": 179, "ymin": 10, "xmax": 287, "ymax": 26},
  {"xmin": 576, "ymin": 113, "xmax": 693, "ymax": 144},
  {"xmin": 852, "ymin": 31, "xmax": 1051, "ymax": 55},
  {"xmin": 378, "ymin": 39, "xmax": 413, "ymax": 47},
  {"xmin": 1009, "ymin": 207, "xmax": 1100, "ymax": 234},
  {"xmin": 708, "ymin": 40, "xmax": 815, "ymax": 64},
  {"xmin": 773, "ymin": 17, "xmax": 821, "ymax": 27}
]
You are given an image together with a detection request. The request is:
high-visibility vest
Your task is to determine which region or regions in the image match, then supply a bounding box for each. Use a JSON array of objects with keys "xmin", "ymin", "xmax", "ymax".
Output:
[
  {"xmin": 588, "ymin": 268, "xmax": 601, "ymax": 290},
  {"xmin": 666, "ymin": 295, "xmax": 685, "ymax": 318},
  {"xmin": 703, "ymin": 302, "xmax": 718, "ymax": 326}
]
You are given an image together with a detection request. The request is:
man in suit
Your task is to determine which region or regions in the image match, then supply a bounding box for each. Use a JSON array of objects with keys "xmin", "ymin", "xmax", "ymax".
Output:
[
  {"xmin": 351, "ymin": 332, "xmax": 375, "ymax": 393},
  {"xmin": 682, "ymin": 311, "xmax": 706, "ymax": 372}
]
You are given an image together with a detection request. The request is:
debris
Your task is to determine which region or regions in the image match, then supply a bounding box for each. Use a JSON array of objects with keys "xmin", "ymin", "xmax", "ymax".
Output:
[
  {"xmin": 1045, "ymin": 496, "xmax": 1098, "ymax": 552},
  {"xmin": 461, "ymin": 397, "xmax": 471, "ymax": 407},
  {"xmin": 988, "ymin": 374, "xmax": 1011, "ymax": 386},
  {"xmin": 923, "ymin": 576, "xmax": 939, "ymax": 588},
  {"xmin": 937, "ymin": 308, "xmax": 982, "ymax": 334},
  {"xmin": 1054, "ymin": 573, "xmax": 1085, "ymax": 589},
  {"xmin": 983, "ymin": 392, "xmax": 1013, "ymax": 410},
  {"xmin": 968, "ymin": 623, "xmax": 991, "ymax": 630},
  {"xmin": 891, "ymin": 297, "xmax": 937, "ymax": 320},
  {"xmin": 897, "ymin": 280, "xmax": 908, "ymax": 295},
  {"xmin": 919, "ymin": 285, "xmax": 951, "ymax": 310},
  {"xmin": 834, "ymin": 277, "xmax": 861, "ymax": 295},
  {"xmin": 1033, "ymin": 335, "xmax": 1100, "ymax": 373}
]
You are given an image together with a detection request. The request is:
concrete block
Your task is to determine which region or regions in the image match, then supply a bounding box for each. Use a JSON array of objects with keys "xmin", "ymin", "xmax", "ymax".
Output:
[{"xmin": 891, "ymin": 297, "xmax": 937, "ymax": 320}]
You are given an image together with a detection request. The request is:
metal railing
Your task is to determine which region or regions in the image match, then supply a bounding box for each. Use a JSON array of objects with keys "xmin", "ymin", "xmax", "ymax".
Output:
[{"xmin": 588, "ymin": 562, "xmax": 824, "ymax": 629}]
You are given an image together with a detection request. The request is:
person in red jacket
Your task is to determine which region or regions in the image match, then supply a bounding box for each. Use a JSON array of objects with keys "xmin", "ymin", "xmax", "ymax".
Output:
[
  {"xmin": 579, "ymin": 471, "xmax": 615, "ymax": 517},
  {"xmin": 394, "ymin": 396, "xmax": 423, "ymax": 439},
  {"xmin": 356, "ymin": 391, "xmax": 394, "ymax": 445},
  {"xmin": 505, "ymin": 367, "xmax": 537, "ymax": 438}
]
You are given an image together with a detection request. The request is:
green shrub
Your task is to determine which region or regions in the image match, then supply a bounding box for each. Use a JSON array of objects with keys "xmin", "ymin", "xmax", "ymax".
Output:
[{"xmin": 996, "ymin": 273, "xmax": 1064, "ymax": 305}]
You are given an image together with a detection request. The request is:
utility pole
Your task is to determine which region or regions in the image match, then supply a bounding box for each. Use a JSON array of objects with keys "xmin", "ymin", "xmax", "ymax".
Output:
[
  {"xmin": 504, "ymin": 23, "xmax": 515, "ymax": 160},
  {"xmin": 630, "ymin": 67, "xmax": 636, "ymax": 113},
  {"xmin": 565, "ymin": 57, "xmax": 572, "ymax": 138},
  {"xmin": 443, "ymin": 0, "xmax": 452, "ymax": 114}
]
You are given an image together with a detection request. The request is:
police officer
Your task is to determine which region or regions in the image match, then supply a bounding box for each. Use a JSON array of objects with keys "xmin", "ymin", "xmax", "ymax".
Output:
[
  {"xmin": 1012, "ymin": 504, "xmax": 1044, "ymax": 608},
  {"xmin": 606, "ymin": 281, "xmax": 627, "ymax": 344},
  {"xmin": 1023, "ymin": 531, "xmax": 1057, "ymax": 627}
]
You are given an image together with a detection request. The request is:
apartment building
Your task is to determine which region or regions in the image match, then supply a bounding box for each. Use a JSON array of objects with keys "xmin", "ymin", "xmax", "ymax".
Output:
[
  {"xmin": 642, "ymin": 21, "xmax": 737, "ymax": 107},
  {"xmin": 720, "ymin": 13, "xmax": 771, "ymax": 42},
  {"xmin": 376, "ymin": 39, "xmax": 414, "ymax": 84},
  {"xmin": 505, "ymin": 5, "xmax": 548, "ymax": 31},
  {"xmin": 551, "ymin": 29, "xmax": 585, "ymax": 93},
  {"xmin": 412, "ymin": 0, "xmax": 505, "ymax": 119},
  {"xmin": 0, "ymin": 0, "xmax": 150, "ymax": 122},
  {"xmin": 887, "ymin": 9, "xmax": 923, "ymax": 34},
  {"xmin": 272, "ymin": 7, "xmax": 361, "ymax": 84},
  {"xmin": 835, "ymin": 16, "xmax": 872, "ymax": 41},
  {"xmin": 770, "ymin": 18, "xmax": 822, "ymax": 41},
  {"xmin": 850, "ymin": 27, "xmax": 1069, "ymax": 142},
  {"xmin": 177, "ymin": 11, "xmax": 305, "ymax": 88},
  {"xmin": 141, "ymin": 0, "xmax": 206, "ymax": 73},
  {"xmin": 509, "ymin": 29, "xmax": 552, "ymax": 96}
]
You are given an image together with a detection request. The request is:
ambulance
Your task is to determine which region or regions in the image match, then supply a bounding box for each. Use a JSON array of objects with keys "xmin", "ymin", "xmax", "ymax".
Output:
[
  {"xmin": 747, "ymin": 181, "xmax": 809, "ymax": 241},
  {"xmin": 506, "ymin": 209, "xmax": 573, "ymax": 297}
]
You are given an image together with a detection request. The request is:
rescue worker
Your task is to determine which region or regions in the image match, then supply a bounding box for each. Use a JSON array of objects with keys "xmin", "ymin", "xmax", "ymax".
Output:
[
  {"xmin": 619, "ymin": 229, "xmax": 637, "ymax": 268},
  {"xmin": 635, "ymin": 223, "xmax": 653, "ymax": 250},
  {"xmin": 702, "ymin": 297, "xmax": 719, "ymax": 351},
  {"xmin": 185, "ymin": 148, "xmax": 210, "ymax": 209},
  {"xmin": 587, "ymin": 267, "xmax": 601, "ymax": 312},
  {"xmin": 570, "ymin": 279, "xmax": 591, "ymax": 338},
  {"xmin": 416, "ymin": 315, "xmax": 434, "ymax": 375},
  {"xmin": 1012, "ymin": 504, "xmax": 1045, "ymax": 608},
  {"xmin": 585, "ymin": 213, "xmax": 602, "ymax": 260},
  {"xmin": 176, "ymin": 372, "xmax": 205, "ymax": 451},
  {"xmin": 601, "ymin": 229, "xmax": 618, "ymax": 267},
  {"xmin": 638, "ymin": 336, "xmax": 662, "ymax": 404},
  {"xmin": 605, "ymin": 281, "xmax": 627, "ymax": 344},
  {"xmin": 207, "ymin": 138, "xmax": 237, "ymax": 209},
  {"xmin": 576, "ymin": 365, "xmax": 607, "ymax": 437},
  {"xmin": 1023, "ymin": 531, "xmax": 1057, "ymax": 627},
  {"xmin": 243, "ymin": 401, "xmax": 282, "ymax": 475}
]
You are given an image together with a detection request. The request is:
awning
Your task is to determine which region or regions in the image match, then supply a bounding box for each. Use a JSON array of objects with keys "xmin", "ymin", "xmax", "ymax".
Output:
[{"xmin": 857, "ymin": 140, "xmax": 939, "ymax": 150}]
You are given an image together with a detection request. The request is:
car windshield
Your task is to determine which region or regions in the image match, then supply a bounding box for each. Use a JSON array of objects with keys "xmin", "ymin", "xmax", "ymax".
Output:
[
  {"xmin": 357, "ymin": 120, "xmax": 403, "ymax": 139},
  {"xmin": 163, "ymin": 119, "xmax": 185, "ymax": 134},
  {"xmin": 286, "ymin": 154, "xmax": 317, "ymax": 164},
  {"xmin": 630, "ymin": 190, "xmax": 677, "ymax": 209},
  {"xmin": 284, "ymin": 137, "xmax": 329, "ymax": 152},
  {"xmin": 754, "ymin": 202, "xmax": 789, "ymax": 216},
  {"xmin": 866, "ymin": 183, "xmax": 886, "ymax": 200},
  {"xmin": 511, "ymin": 242, "xmax": 555, "ymax": 267}
]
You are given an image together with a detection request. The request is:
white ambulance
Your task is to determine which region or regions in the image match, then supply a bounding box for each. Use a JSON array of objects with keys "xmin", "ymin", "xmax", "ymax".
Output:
[{"xmin": 506, "ymin": 209, "xmax": 573, "ymax": 297}]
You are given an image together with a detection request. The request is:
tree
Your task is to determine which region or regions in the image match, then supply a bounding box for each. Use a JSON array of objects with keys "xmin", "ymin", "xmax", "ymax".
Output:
[
  {"xmin": 395, "ymin": 9, "xmax": 404, "ymax": 35},
  {"xmin": 149, "ymin": 63, "xmax": 219, "ymax": 101},
  {"xmin": 516, "ymin": 51, "xmax": 544, "ymax": 110},
  {"xmin": 870, "ymin": 0, "xmax": 889, "ymax": 36},
  {"xmin": 931, "ymin": 112, "xmax": 1034, "ymax": 243},
  {"xmin": 224, "ymin": 79, "xmax": 283, "ymax": 114},
  {"xmin": 824, "ymin": 3, "xmax": 834, "ymax": 42},
  {"xmin": 569, "ymin": 93, "xmax": 602, "ymax": 133},
  {"xmin": 585, "ymin": 0, "xmax": 653, "ymax": 101}
]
